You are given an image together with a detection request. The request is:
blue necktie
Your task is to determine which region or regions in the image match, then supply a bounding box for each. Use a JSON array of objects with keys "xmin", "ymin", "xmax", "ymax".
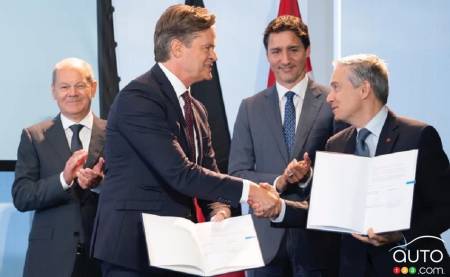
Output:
[
  {"xmin": 283, "ymin": 91, "xmax": 296, "ymax": 155},
  {"xmin": 354, "ymin": 128, "xmax": 371, "ymax": 157}
]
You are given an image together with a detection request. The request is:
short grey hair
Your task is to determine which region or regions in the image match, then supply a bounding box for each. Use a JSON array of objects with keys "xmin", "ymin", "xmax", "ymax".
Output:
[
  {"xmin": 52, "ymin": 57, "xmax": 95, "ymax": 85},
  {"xmin": 333, "ymin": 54, "xmax": 389, "ymax": 104}
]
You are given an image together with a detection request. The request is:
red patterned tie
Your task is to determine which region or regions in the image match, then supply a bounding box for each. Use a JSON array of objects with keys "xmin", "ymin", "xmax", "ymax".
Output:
[{"xmin": 181, "ymin": 91, "xmax": 205, "ymax": 223}]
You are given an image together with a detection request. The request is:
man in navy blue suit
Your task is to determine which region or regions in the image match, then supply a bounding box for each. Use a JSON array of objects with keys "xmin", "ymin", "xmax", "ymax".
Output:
[
  {"xmin": 272, "ymin": 54, "xmax": 450, "ymax": 276},
  {"xmin": 91, "ymin": 4, "xmax": 281, "ymax": 277}
]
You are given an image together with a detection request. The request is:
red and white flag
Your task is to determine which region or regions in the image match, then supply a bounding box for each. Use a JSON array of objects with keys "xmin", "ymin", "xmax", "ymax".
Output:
[{"xmin": 268, "ymin": 0, "xmax": 312, "ymax": 87}]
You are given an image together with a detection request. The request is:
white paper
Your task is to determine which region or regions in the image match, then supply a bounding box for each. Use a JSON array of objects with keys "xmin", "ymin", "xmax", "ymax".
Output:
[
  {"xmin": 307, "ymin": 150, "xmax": 418, "ymax": 235},
  {"xmin": 142, "ymin": 214, "xmax": 264, "ymax": 276}
]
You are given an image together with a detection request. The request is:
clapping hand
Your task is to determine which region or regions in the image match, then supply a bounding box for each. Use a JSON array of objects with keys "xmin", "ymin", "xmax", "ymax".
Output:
[
  {"xmin": 275, "ymin": 152, "xmax": 311, "ymax": 192},
  {"xmin": 76, "ymin": 157, "xmax": 105, "ymax": 189}
]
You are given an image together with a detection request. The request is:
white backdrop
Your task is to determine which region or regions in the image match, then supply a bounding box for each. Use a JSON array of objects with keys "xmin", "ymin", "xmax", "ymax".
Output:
[{"xmin": 0, "ymin": 0, "xmax": 98, "ymax": 160}]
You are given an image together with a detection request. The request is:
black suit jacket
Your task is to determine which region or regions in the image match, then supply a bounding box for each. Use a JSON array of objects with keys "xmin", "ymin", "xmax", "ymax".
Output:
[
  {"xmin": 12, "ymin": 114, "xmax": 105, "ymax": 277},
  {"xmin": 91, "ymin": 64, "xmax": 243, "ymax": 271}
]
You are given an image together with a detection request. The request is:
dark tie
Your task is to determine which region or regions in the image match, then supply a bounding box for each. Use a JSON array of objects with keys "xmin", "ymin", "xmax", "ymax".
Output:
[
  {"xmin": 354, "ymin": 128, "xmax": 371, "ymax": 157},
  {"xmin": 181, "ymin": 92, "xmax": 196, "ymax": 162},
  {"xmin": 69, "ymin": 124, "xmax": 88, "ymax": 243},
  {"xmin": 181, "ymin": 91, "xmax": 205, "ymax": 223},
  {"xmin": 283, "ymin": 91, "xmax": 296, "ymax": 156},
  {"xmin": 69, "ymin": 124, "xmax": 84, "ymax": 152}
]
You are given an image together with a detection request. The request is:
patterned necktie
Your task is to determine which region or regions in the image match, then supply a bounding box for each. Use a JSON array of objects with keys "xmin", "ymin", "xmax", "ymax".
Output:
[
  {"xmin": 354, "ymin": 128, "xmax": 371, "ymax": 157},
  {"xmin": 181, "ymin": 91, "xmax": 205, "ymax": 223},
  {"xmin": 181, "ymin": 91, "xmax": 196, "ymax": 162},
  {"xmin": 69, "ymin": 124, "xmax": 84, "ymax": 152},
  {"xmin": 283, "ymin": 91, "xmax": 296, "ymax": 156}
]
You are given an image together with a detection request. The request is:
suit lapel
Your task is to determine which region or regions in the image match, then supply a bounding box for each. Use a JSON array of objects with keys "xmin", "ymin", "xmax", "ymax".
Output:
[
  {"xmin": 292, "ymin": 80, "xmax": 324, "ymax": 160},
  {"xmin": 375, "ymin": 110, "xmax": 398, "ymax": 156},
  {"xmin": 263, "ymin": 87, "xmax": 289, "ymax": 163},
  {"xmin": 151, "ymin": 64, "xmax": 190, "ymax": 154},
  {"xmin": 86, "ymin": 116, "xmax": 105, "ymax": 168},
  {"xmin": 344, "ymin": 128, "xmax": 357, "ymax": 154},
  {"xmin": 46, "ymin": 115, "xmax": 72, "ymax": 165},
  {"xmin": 192, "ymin": 102, "xmax": 204, "ymax": 164}
]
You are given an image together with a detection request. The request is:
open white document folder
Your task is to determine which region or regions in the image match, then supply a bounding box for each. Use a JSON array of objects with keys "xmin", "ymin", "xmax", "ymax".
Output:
[
  {"xmin": 307, "ymin": 150, "xmax": 418, "ymax": 235},
  {"xmin": 142, "ymin": 214, "xmax": 264, "ymax": 276}
]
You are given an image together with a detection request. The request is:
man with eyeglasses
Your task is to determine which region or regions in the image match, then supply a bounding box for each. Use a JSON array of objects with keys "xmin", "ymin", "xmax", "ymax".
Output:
[{"xmin": 12, "ymin": 57, "xmax": 105, "ymax": 277}]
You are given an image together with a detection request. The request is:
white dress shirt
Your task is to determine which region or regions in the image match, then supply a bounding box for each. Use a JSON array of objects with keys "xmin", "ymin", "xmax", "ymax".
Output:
[
  {"xmin": 159, "ymin": 63, "xmax": 250, "ymax": 203},
  {"xmin": 59, "ymin": 111, "xmax": 94, "ymax": 190},
  {"xmin": 357, "ymin": 105, "xmax": 388, "ymax": 157},
  {"xmin": 276, "ymin": 75, "xmax": 309, "ymax": 129}
]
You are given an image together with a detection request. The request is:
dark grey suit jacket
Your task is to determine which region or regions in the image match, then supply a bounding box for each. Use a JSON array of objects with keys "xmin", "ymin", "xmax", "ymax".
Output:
[
  {"xmin": 228, "ymin": 80, "xmax": 340, "ymax": 271},
  {"xmin": 12, "ymin": 114, "xmax": 105, "ymax": 277}
]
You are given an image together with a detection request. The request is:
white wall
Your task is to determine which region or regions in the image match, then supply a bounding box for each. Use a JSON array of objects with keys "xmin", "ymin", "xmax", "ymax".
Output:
[{"xmin": 0, "ymin": 0, "xmax": 98, "ymax": 160}]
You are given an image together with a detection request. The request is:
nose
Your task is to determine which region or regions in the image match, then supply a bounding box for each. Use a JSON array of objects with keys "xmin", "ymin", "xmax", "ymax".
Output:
[
  {"xmin": 210, "ymin": 49, "xmax": 218, "ymax": 62},
  {"xmin": 326, "ymin": 91, "xmax": 334, "ymax": 104},
  {"xmin": 281, "ymin": 50, "xmax": 289, "ymax": 65}
]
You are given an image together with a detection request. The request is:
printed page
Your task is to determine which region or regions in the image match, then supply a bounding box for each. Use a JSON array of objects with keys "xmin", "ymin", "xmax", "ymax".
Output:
[
  {"xmin": 142, "ymin": 214, "xmax": 264, "ymax": 276},
  {"xmin": 363, "ymin": 149, "xmax": 418, "ymax": 233},
  {"xmin": 196, "ymin": 215, "xmax": 264, "ymax": 275},
  {"xmin": 142, "ymin": 214, "xmax": 204, "ymax": 275},
  {"xmin": 307, "ymin": 152, "xmax": 368, "ymax": 233}
]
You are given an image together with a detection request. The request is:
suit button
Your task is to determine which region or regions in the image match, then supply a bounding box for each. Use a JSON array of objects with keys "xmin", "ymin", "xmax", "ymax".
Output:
[{"xmin": 73, "ymin": 231, "xmax": 80, "ymax": 237}]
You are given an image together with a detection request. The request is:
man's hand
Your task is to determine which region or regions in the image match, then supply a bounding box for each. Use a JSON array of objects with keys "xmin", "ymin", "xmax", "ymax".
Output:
[
  {"xmin": 248, "ymin": 183, "xmax": 281, "ymax": 218},
  {"xmin": 63, "ymin": 150, "xmax": 88, "ymax": 185},
  {"xmin": 209, "ymin": 202, "xmax": 231, "ymax": 222},
  {"xmin": 76, "ymin": 157, "xmax": 105, "ymax": 189},
  {"xmin": 275, "ymin": 152, "xmax": 311, "ymax": 192},
  {"xmin": 352, "ymin": 228, "xmax": 403, "ymax": 246}
]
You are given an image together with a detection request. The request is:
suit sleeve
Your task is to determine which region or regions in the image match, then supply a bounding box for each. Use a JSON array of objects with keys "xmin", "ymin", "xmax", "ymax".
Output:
[
  {"xmin": 115, "ymin": 88, "xmax": 243, "ymax": 207},
  {"xmin": 228, "ymin": 100, "xmax": 279, "ymax": 184},
  {"xmin": 196, "ymin": 104, "xmax": 223, "ymax": 219},
  {"xmin": 12, "ymin": 129, "xmax": 73, "ymax": 212},
  {"xmin": 404, "ymin": 126, "xmax": 450, "ymax": 239},
  {"xmin": 272, "ymin": 200, "xmax": 309, "ymax": 228}
]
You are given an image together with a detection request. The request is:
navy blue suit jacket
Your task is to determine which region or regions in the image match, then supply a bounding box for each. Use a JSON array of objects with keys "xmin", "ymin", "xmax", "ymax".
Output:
[
  {"xmin": 91, "ymin": 64, "xmax": 243, "ymax": 271},
  {"xmin": 281, "ymin": 110, "xmax": 450, "ymax": 276}
]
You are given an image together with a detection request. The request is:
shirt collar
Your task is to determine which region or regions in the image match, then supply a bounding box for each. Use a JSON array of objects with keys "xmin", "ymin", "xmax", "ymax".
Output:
[
  {"xmin": 158, "ymin": 62, "xmax": 190, "ymax": 99},
  {"xmin": 276, "ymin": 74, "xmax": 309, "ymax": 102},
  {"xmin": 357, "ymin": 105, "xmax": 388, "ymax": 138},
  {"xmin": 61, "ymin": 111, "xmax": 93, "ymax": 131}
]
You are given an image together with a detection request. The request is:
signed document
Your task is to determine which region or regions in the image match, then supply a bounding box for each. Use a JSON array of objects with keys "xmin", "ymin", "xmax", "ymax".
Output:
[
  {"xmin": 307, "ymin": 150, "xmax": 418, "ymax": 235},
  {"xmin": 142, "ymin": 214, "xmax": 264, "ymax": 276}
]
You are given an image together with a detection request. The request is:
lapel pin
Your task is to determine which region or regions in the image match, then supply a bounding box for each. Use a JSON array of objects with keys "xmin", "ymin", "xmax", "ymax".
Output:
[{"xmin": 386, "ymin": 138, "xmax": 391, "ymax": 143}]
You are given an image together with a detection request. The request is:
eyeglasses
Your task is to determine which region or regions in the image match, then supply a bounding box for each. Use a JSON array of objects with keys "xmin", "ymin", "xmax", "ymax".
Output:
[{"xmin": 56, "ymin": 82, "xmax": 90, "ymax": 93}]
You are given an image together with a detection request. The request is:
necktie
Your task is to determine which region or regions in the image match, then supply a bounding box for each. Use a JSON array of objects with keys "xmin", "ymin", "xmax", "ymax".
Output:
[
  {"xmin": 354, "ymin": 128, "xmax": 371, "ymax": 157},
  {"xmin": 69, "ymin": 124, "xmax": 87, "ymax": 239},
  {"xmin": 181, "ymin": 92, "xmax": 196, "ymax": 162},
  {"xmin": 283, "ymin": 91, "xmax": 296, "ymax": 156},
  {"xmin": 69, "ymin": 124, "xmax": 84, "ymax": 152},
  {"xmin": 181, "ymin": 91, "xmax": 205, "ymax": 223}
]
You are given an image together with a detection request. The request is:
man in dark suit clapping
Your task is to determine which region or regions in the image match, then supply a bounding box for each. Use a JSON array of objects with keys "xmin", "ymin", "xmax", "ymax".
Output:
[{"xmin": 13, "ymin": 57, "xmax": 105, "ymax": 277}]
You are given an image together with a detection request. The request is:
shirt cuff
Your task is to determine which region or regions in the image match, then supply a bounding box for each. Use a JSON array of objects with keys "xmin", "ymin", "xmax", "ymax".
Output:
[
  {"xmin": 298, "ymin": 167, "xmax": 313, "ymax": 189},
  {"xmin": 240, "ymin": 179, "xmax": 251, "ymax": 203},
  {"xmin": 271, "ymin": 199, "xmax": 286, "ymax": 223},
  {"xmin": 60, "ymin": 172, "xmax": 74, "ymax": 191},
  {"xmin": 273, "ymin": 176, "xmax": 285, "ymax": 193}
]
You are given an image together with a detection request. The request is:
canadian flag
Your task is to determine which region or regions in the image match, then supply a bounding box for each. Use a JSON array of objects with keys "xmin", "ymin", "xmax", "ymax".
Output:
[{"xmin": 268, "ymin": 0, "xmax": 312, "ymax": 87}]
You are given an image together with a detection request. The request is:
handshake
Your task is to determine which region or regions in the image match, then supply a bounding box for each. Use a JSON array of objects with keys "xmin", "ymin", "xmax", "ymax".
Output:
[
  {"xmin": 248, "ymin": 182, "xmax": 282, "ymax": 218},
  {"xmin": 248, "ymin": 152, "xmax": 312, "ymax": 219}
]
